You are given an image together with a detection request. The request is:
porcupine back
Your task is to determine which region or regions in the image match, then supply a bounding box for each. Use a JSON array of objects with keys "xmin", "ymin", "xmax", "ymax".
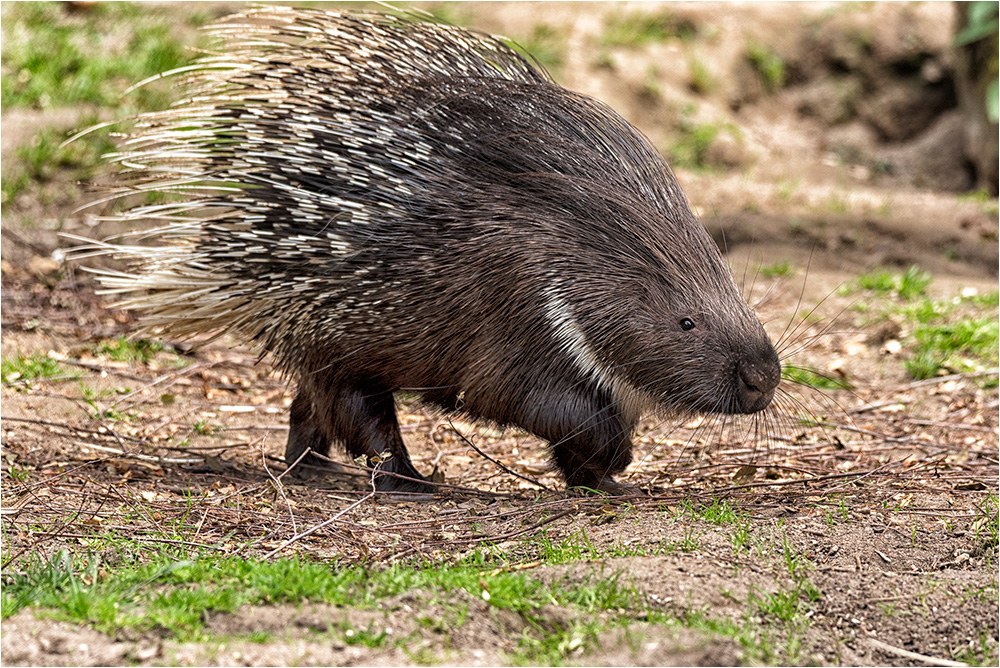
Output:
[{"xmin": 90, "ymin": 6, "xmax": 780, "ymax": 493}]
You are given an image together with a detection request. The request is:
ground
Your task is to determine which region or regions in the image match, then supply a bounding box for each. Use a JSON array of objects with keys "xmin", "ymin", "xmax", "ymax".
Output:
[{"xmin": 1, "ymin": 2, "xmax": 998, "ymax": 666}]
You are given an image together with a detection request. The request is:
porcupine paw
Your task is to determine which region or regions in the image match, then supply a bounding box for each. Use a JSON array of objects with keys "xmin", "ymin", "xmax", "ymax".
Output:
[
  {"xmin": 572, "ymin": 480, "xmax": 643, "ymax": 497},
  {"xmin": 565, "ymin": 471, "xmax": 644, "ymax": 497},
  {"xmin": 370, "ymin": 455, "xmax": 437, "ymax": 498},
  {"xmin": 374, "ymin": 470, "xmax": 437, "ymax": 499}
]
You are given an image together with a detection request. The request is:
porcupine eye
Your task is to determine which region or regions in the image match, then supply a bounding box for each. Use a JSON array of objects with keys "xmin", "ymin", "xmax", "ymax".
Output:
[{"xmin": 680, "ymin": 318, "xmax": 696, "ymax": 331}]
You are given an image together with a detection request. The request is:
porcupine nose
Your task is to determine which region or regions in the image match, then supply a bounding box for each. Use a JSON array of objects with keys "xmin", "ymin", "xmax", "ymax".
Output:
[{"xmin": 735, "ymin": 343, "xmax": 781, "ymax": 414}]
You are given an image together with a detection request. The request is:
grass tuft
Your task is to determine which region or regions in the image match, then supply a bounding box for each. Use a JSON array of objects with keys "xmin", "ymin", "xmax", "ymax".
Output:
[
  {"xmin": 2, "ymin": 124, "xmax": 117, "ymax": 208},
  {"xmin": 1, "ymin": 352, "xmax": 76, "ymax": 387},
  {"xmin": 760, "ymin": 261, "xmax": 794, "ymax": 278},
  {"xmin": 95, "ymin": 337, "xmax": 164, "ymax": 364},
  {"xmin": 746, "ymin": 40, "xmax": 786, "ymax": 93},
  {"xmin": 510, "ymin": 24, "xmax": 566, "ymax": 74},
  {"xmin": 906, "ymin": 317, "xmax": 999, "ymax": 380},
  {"xmin": 601, "ymin": 10, "xmax": 697, "ymax": 48},
  {"xmin": 782, "ymin": 366, "xmax": 851, "ymax": 391},
  {"xmin": 1, "ymin": 1, "xmax": 199, "ymax": 111},
  {"xmin": 843, "ymin": 267, "xmax": 997, "ymax": 380},
  {"xmin": 1, "ymin": 547, "xmax": 650, "ymax": 662},
  {"xmin": 668, "ymin": 120, "xmax": 742, "ymax": 171},
  {"xmin": 843, "ymin": 265, "xmax": 931, "ymax": 300}
]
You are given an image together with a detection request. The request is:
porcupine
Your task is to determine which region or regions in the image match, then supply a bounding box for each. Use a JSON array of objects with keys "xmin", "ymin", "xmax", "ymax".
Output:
[{"xmin": 85, "ymin": 6, "xmax": 782, "ymax": 495}]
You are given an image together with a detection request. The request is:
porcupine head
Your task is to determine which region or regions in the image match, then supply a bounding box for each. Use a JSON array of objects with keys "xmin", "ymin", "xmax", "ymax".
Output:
[{"xmin": 83, "ymin": 7, "xmax": 782, "ymax": 495}]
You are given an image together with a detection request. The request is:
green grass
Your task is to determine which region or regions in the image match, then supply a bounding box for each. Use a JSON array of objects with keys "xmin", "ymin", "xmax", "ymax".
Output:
[
  {"xmin": 776, "ymin": 180, "xmax": 798, "ymax": 202},
  {"xmin": 191, "ymin": 419, "xmax": 219, "ymax": 436},
  {"xmin": 959, "ymin": 188, "xmax": 996, "ymax": 205},
  {"xmin": 749, "ymin": 579, "xmax": 820, "ymax": 624},
  {"xmin": 842, "ymin": 265, "xmax": 932, "ymax": 300},
  {"xmin": 974, "ymin": 492, "xmax": 999, "ymax": 553},
  {"xmin": 857, "ymin": 269, "xmax": 899, "ymax": 294},
  {"xmin": 1, "ymin": 352, "xmax": 77, "ymax": 388},
  {"xmin": 669, "ymin": 122, "xmax": 718, "ymax": 169},
  {"xmin": 844, "ymin": 267, "xmax": 998, "ymax": 381},
  {"xmin": 958, "ymin": 188, "xmax": 1000, "ymax": 217},
  {"xmin": 2, "ymin": 123, "xmax": 117, "ymax": 208},
  {"xmin": 760, "ymin": 261, "xmax": 794, "ymax": 278},
  {"xmin": 855, "ymin": 269, "xmax": 897, "ymax": 293},
  {"xmin": 1, "ymin": 547, "xmax": 642, "ymax": 662},
  {"xmin": 1, "ymin": 513, "xmax": 833, "ymax": 666},
  {"xmin": 423, "ymin": 2, "xmax": 474, "ymax": 28},
  {"xmin": 95, "ymin": 337, "xmax": 164, "ymax": 364},
  {"xmin": 827, "ymin": 192, "xmax": 849, "ymax": 214},
  {"xmin": 781, "ymin": 366, "xmax": 851, "ymax": 391},
  {"xmin": 15, "ymin": 126, "xmax": 114, "ymax": 181},
  {"xmin": 897, "ymin": 266, "xmax": 933, "ymax": 299},
  {"xmin": 668, "ymin": 121, "xmax": 741, "ymax": 171},
  {"xmin": 746, "ymin": 40, "xmax": 786, "ymax": 93},
  {"xmin": 531, "ymin": 529, "xmax": 608, "ymax": 562},
  {"xmin": 906, "ymin": 316, "xmax": 1000, "ymax": 380},
  {"xmin": 678, "ymin": 498, "xmax": 758, "ymax": 554},
  {"xmin": 1, "ymin": 2, "xmax": 200, "ymax": 111},
  {"xmin": 600, "ymin": 10, "xmax": 697, "ymax": 48},
  {"xmin": 527, "ymin": 525, "xmax": 711, "ymax": 563},
  {"xmin": 952, "ymin": 629, "xmax": 1000, "ymax": 666},
  {"xmin": 79, "ymin": 383, "xmax": 133, "ymax": 422},
  {"xmin": 680, "ymin": 498, "xmax": 745, "ymax": 526},
  {"xmin": 739, "ymin": 536, "xmax": 819, "ymax": 665},
  {"xmin": 686, "ymin": 50, "xmax": 715, "ymax": 94},
  {"xmin": 0, "ymin": 509, "xmax": 765, "ymax": 639},
  {"xmin": 509, "ymin": 24, "xmax": 566, "ymax": 74},
  {"xmin": 874, "ymin": 288, "xmax": 999, "ymax": 381}
]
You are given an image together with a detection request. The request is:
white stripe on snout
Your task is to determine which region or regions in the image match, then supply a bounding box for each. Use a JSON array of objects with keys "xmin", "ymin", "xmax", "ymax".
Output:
[{"xmin": 542, "ymin": 287, "xmax": 649, "ymax": 423}]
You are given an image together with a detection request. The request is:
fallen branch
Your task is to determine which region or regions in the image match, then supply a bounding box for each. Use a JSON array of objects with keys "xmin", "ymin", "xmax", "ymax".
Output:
[
  {"xmin": 262, "ymin": 468, "xmax": 380, "ymax": 560},
  {"xmin": 449, "ymin": 418, "xmax": 551, "ymax": 492},
  {"xmin": 259, "ymin": 434, "xmax": 297, "ymax": 534},
  {"xmin": 867, "ymin": 638, "xmax": 968, "ymax": 667},
  {"xmin": 75, "ymin": 441, "xmax": 203, "ymax": 465}
]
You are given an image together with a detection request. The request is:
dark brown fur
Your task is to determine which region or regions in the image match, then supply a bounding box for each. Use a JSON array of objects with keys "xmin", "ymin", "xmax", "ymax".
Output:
[{"xmin": 91, "ymin": 8, "xmax": 781, "ymax": 494}]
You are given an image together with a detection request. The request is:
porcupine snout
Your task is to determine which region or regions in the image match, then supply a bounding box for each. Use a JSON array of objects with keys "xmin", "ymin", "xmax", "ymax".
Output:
[{"xmin": 734, "ymin": 341, "xmax": 781, "ymax": 414}]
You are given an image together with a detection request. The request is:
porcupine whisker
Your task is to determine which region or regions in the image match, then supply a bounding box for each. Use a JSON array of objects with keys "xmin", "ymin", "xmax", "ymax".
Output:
[
  {"xmin": 750, "ymin": 269, "xmax": 783, "ymax": 312},
  {"xmin": 640, "ymin": 381, "xmax": 766, "ymax": 469},
  {"xmin": 675, "ymin": 411, "xmax": 729, "ymax": 477},
  {"xmin": 780, "ymin": 364, "xmax": 850, "ymax": 390},
  {"xmin": 743, "ymin": 234, "xmax": 763, "ymax": 305},
  {"xmin": 776, "ymin": 313, "xmax": 861, "ymax": 372},
  {"xmin": 771, "ymin": 393, "xmax": 822, "ymax": 440},
  {"xmin": 771, "ymin": 395, "xmax": 806, "ymax": 438},
  {"xmin": 776, "ymin": 381, "xmax": 856, "ymax": 433},
  {"xmin": 776, "ymin": 287, "xmax": 855, "ymax": 357},
  {"xmin": 778, "ymin": 327, "xmax": 857, "ymax": 361}
]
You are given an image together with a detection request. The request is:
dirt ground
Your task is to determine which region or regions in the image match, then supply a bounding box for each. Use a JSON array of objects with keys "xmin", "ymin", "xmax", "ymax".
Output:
[{"xmin": 2, "ymin": 2, "xmax": 998, "ymax": 666}]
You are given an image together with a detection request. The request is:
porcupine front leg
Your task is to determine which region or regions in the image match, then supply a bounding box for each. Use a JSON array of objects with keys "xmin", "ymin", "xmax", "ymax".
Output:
[
  {"xmin": 287, "ymin": 378, "xmax": 433, "ymax": 494},
  {"xmin": 551, "ymin": 419, "xmax": 638, "ymax": 495},
  {"xmin": 522, "ymin": 385, "xmax": 639, "ymax": 495}
]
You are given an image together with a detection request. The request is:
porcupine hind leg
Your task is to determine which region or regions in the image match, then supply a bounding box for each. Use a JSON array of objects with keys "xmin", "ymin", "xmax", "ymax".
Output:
[
  {"xmin": 285, "ymin": 391, "xmax": 333, "ymax": 476},
  {"xmin": 288, "ymin": 379, "xmax": 433, "ymax": 494}
]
